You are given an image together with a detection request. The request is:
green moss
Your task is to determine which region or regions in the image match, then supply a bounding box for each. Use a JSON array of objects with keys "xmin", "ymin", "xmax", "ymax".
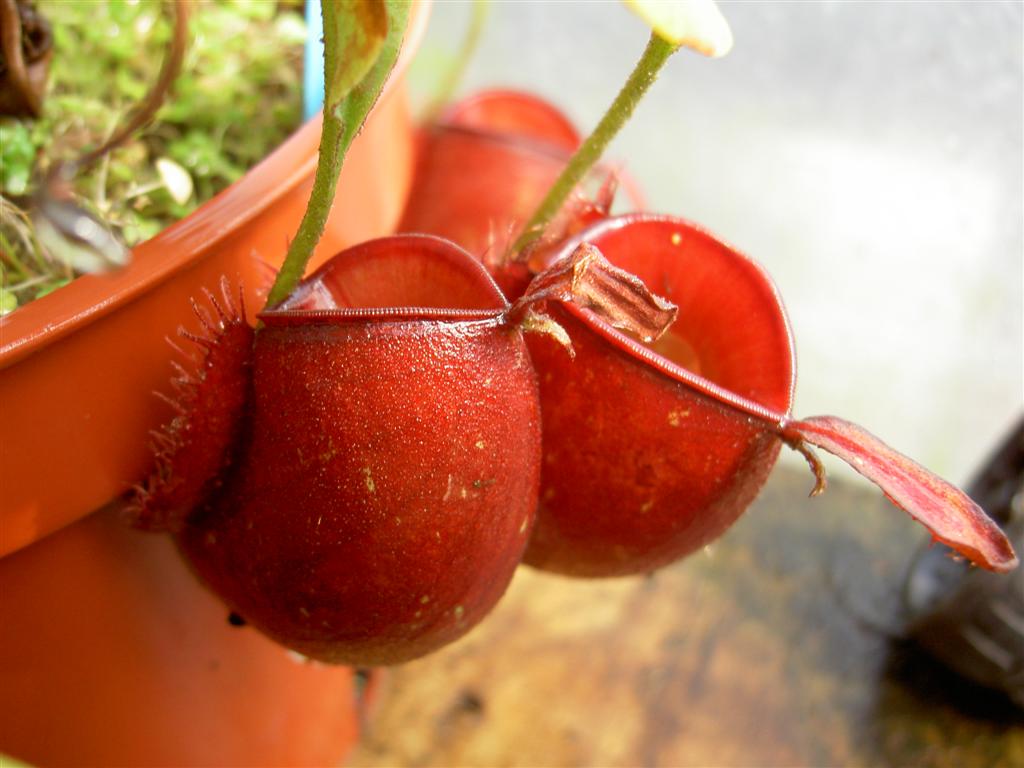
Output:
[{"xmin": 0, "ymin": 0, "xmax": 306, "ymax": 310}]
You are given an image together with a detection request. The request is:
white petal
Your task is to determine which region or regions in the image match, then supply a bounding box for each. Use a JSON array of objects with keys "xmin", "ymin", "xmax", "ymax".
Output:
[
  {"xmin": 623, "ymin": 0, "xmax": 734, "ymax": 58},
  {"xmin": 156, "ymin": 157, "xmax": 194, "ymax": 205}
]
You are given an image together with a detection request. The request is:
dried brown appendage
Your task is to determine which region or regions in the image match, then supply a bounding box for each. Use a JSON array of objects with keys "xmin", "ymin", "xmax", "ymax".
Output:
[
  {"xmin": 129, "ymin": 277, "xmax": 254, "ymax": 532},
  {"xmin": 784, "ymin": 437, "xmax": 828, "ymax": 498},
  {"xmin": 508, "ymin": 241, "xmax": 678, "ymax": 346}
]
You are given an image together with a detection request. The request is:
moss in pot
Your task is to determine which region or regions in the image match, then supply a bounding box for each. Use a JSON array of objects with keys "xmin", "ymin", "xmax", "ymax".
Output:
[{"xmin": 0, "ymin": 0, "xmax": 307, "ymax": 310}]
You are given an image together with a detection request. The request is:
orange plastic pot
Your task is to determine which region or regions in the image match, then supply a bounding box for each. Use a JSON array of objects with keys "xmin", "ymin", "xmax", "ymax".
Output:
[{"xmin": 0, "ymin": 5, "xmax": 428, "ymax": 765}]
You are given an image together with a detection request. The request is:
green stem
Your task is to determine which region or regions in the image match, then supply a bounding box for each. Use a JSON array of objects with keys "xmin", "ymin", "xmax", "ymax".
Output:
[
  {"xmin": 264, "ymin": 1, "xmax": 351, "ymax": 310},
  {"xmin": 511, "ymin": 32, "xmax": 678, "ymax": 255},
  {"xmin": 264, "ymin": 0, "xmax": 409, "ymax": 310},
  {"xmin": 264, "ymin": 111, "xmax": 346, "ymax": 309}
]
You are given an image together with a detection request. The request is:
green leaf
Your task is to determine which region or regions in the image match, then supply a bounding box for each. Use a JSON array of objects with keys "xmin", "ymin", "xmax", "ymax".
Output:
[
  {"xmin": 323, "ymin": 0, "xmax": 388, "ymax": 114},
  {"xmin": 335, "ymin": 0, "xmax": 412, "ymax": 150}
]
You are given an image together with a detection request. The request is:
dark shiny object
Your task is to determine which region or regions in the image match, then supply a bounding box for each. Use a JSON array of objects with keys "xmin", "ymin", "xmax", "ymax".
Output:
[{"xmin": 905, "ymin": 416, "xmax": 1024, "ymax": 706}]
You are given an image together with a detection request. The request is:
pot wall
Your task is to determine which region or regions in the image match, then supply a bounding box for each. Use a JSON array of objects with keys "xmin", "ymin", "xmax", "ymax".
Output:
[{"xmin": 0, "ymin": 505, "xmax": 364, "ymax": 767}]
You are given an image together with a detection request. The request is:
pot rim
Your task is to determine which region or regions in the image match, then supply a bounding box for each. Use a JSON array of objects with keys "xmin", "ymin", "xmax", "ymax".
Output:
[{"xmin": 0, "ymin": 0, "xmax": 431, "ymax": 371}]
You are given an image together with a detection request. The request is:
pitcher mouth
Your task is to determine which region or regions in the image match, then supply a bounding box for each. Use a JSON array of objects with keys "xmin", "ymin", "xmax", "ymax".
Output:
[
  {"xmin": 261, "ymin": 233, "xmax": 511, "ymax": 324},
  {"xmin": 545, "ymin": 213, "xmax": 798, "ymax": 427},
  {"xmin": 555, "ymin": 300, "xmax": 792, "ymax": 428},
  {"xmin": 259, "ymin": 306, "xmax": 506, "ymax": 327}
]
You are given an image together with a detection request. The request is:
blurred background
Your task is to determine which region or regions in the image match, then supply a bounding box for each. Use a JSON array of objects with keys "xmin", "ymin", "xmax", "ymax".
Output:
[{"xmin": 409, "ymin": 0, "xmax": 1023, "ymax": 487}]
